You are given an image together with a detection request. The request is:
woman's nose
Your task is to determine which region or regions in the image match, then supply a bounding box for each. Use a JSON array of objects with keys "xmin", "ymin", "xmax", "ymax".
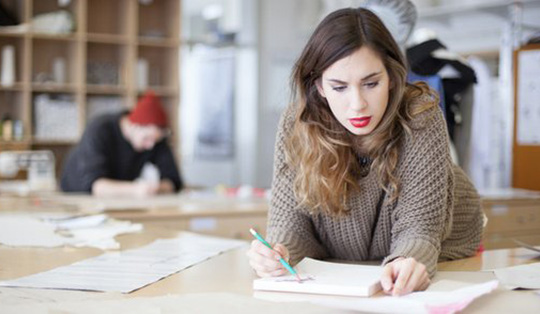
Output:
[{"xmin": 350, "ymin": 89, "xmax": 368, "ymax": 111}]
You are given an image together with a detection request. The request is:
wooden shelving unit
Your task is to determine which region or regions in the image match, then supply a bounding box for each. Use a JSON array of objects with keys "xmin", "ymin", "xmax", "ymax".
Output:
[{"xmin": 0, "ymin": 0, "xmax": 180, "ymax": 178}]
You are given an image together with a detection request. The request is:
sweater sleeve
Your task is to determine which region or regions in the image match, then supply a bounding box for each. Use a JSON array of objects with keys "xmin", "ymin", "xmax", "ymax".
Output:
[
  {"xmin": 266, "ymin": 107, "xmax": 329, "ymax": 265},
  {"xmin": 382, "ymin": 106, "xmax": 454, "ymax": 278}
]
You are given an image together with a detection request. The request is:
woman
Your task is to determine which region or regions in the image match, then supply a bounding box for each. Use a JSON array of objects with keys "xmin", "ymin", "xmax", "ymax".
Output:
[{"xmin": 247, "ymin": 8, "xmax": 483, "ymax": 296}]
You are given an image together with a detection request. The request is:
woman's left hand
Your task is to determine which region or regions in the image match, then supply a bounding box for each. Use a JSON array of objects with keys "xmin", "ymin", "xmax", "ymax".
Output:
[{"xmin": 380, "ymin": 257, "xmax": 430, "ymax": 296}]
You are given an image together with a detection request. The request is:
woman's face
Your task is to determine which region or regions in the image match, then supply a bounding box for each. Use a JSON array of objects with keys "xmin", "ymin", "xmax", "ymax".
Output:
[{"xmin": 316, "ymin": 46, "xmax": 391, "ymax": 136}]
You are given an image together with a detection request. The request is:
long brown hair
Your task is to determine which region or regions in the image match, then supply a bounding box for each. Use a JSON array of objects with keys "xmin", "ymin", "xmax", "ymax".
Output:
[{"xmin": 286, "ymin": 8, "xmax": 436, "ymax": 215}]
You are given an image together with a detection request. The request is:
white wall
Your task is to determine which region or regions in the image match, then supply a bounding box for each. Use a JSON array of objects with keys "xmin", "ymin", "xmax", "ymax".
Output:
[
  {"xmin": 255, "ymin": 0, "xmax": 323, "ymax": 187},
  {"xmin": 179, "ymin": 0, "xmax": 259, "ymax": 187}
]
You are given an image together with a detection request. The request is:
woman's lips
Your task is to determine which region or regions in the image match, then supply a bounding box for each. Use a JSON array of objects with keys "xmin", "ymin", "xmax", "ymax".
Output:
[{"xmin": 349, "ymin": 117, "xmax": 371, "ymax": 128}]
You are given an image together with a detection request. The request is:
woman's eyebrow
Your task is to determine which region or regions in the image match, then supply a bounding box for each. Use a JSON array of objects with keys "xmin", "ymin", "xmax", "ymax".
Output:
[
  {"xmin": 326, "ymin": 71, "xmax": 383, "ymax": 84},
  {"xmin": 360, "ymin": 71, "xmax": 382, "ymax": 81}
]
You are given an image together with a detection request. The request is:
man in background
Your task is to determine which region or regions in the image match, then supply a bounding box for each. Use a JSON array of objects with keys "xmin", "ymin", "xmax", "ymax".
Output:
[{"xmin": 61, "ymin": 91, "xmax": 183, "ymax": 196}]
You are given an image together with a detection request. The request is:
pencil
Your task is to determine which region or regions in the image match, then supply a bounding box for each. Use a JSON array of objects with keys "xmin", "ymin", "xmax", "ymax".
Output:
[{"xmin": 249, "ymin": 228, "xmax": 302, "ymax": 283}]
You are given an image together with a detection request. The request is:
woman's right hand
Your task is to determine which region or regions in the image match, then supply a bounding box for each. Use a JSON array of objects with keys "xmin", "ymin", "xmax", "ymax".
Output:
[{"xmin": 246, "ymin": 240, "xmax": 290, "ymax": 277}]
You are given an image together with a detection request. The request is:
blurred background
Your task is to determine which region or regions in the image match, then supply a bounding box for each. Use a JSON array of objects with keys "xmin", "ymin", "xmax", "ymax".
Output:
[
  {"xmin": 0, "ymin": 0, "xmax": 539, "ymax": 192},
  {"xmin": 179, "ymin": 0, "xmax": 540, "ymax": 192}
]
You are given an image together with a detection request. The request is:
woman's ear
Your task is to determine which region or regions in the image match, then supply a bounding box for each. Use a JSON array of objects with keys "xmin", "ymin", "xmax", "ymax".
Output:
[{"xmin": 315, "ymin": 79, "xmax": 326, "ymax": 98}]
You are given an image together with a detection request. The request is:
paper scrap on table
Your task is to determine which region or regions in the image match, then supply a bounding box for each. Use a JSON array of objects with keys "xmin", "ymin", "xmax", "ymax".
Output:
[
  {"xmin": 0, "ymin": 232, "xmax": 247, "ymax": 293},
  {"xmin": 0, "ymin": 215, "xmax": 67, "ymax": 248},
  {"xmin": 49, "ymin": 214, "xmax": 108, "ymax": 229},
  {"xmin": 494, "ymin": 262, "xmax": 540, "ymax": 289},
  {"xmin": 0, "ymin": 214, "xmax": 142, "ymax": 250},
  {"xmin": 311, "ymin": 280, "xmax": 498, "ymax": 314}
]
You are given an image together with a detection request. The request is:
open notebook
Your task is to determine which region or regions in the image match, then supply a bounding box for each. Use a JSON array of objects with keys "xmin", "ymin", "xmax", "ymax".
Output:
[{"xmin": 253, "ymin": 258, "xmax": 383, "ymax": 297}]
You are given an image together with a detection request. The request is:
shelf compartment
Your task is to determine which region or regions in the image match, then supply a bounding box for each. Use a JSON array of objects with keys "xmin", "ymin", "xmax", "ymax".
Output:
[
  {"xmin": 136, "ymin": 45, "xmax": 177, "ymax": 90},
  {"xmin": 32, "ymin": 92, "xmax": 79, "ymax": 142},
  {"xmin": 0, "ymin": 90, "xmax": 26, "ymax": 140},
  {"xmin": 0, "ymin": 0, "xmax": 26, "ymax": 28},
  {"xmin": 86, "ymin": 42, "xmax": 128, "ymax": 86},
  {"xmin": 31, "ymin": 0, "xmax": 79, "ymax": 35},
  {"xmin": 0, "ymin": 36, "xmax": 25, "ymax": 87},
  {"xmin": 87, "ymin": 0, "xmax": 130, "ymax": 36},
  {"xmin": 0, "ymin": 91, "xmax": 24, "ymax": 117},
  {"xmin": 138, "ymin": 0, "xmax": 179, "ymax": 40},
  {"xmin": 32, "ymin": 38, "xmax": 78, "ymax": 86}
]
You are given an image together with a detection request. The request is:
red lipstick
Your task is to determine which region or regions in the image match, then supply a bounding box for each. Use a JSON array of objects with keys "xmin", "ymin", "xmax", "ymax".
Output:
[{"xmin": 349, "ymin": 117, "xmax": 371, "ymax": 128}]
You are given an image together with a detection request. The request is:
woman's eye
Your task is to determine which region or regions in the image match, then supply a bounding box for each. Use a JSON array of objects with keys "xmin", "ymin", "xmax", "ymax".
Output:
[
  {"xmin": 365, "ymin": 81, "xmax": 379, "ymax": 89},
  {"xmin": 332, "ymin": 86, "xmax": 346, "ymax": 92}
]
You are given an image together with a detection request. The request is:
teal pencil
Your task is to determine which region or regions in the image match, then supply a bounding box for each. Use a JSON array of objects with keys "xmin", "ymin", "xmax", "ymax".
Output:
[{"xmin": 249, "ymin": 228, "xmax": 302, "ymax": 283}]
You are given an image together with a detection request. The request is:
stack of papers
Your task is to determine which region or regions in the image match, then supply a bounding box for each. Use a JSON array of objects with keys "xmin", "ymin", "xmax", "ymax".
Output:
[{"xmin": 253, "ymin": 258, "xmax": 382, "ymax": 297}]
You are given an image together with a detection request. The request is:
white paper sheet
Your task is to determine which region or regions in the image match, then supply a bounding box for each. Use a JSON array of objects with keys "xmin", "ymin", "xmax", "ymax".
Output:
[
  {"xmin": 0, "ymin": 233, "xmax": 247, "ymax": 293},
  {"xmin": 254, "ymin": 258, "xmax": 382, "ymax": 297},
  {"xmin": 257, "ymin": 280, "xmax": 498, "ymax": 314},
  {"xmin": 494, "ymin": 262, "xmax": 540, "ymax": 289},
  {"xmin": 50, "ymin": 214, "xmax": 108, "ymax": 229},
  {"xmin": 0, "ymin": 214, "xmax": 142, "ymax": 250},
  {"xmin": 0, "ymin": 215, "xmax": 67, "ymax": 247}
]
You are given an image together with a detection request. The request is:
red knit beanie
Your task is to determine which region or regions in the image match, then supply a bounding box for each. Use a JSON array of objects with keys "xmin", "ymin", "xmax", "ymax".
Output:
[{"xmin": 128, "ymin": 91, "xmax": 168, "ymax": 127}]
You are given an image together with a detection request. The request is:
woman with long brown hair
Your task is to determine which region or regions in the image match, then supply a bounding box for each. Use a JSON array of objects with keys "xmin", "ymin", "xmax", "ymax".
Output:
[{"xmin": 247, "ymin": 7, "xmax": 483, "ymax": 296}]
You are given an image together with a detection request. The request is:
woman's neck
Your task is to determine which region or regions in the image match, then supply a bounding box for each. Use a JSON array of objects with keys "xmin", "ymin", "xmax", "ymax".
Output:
[{"xmin": 348, "ymin": 133, "xmax": 369, "ymax": 158}]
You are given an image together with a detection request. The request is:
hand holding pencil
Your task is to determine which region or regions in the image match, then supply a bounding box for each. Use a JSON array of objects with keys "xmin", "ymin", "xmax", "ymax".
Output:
[{"xmin": 246, "ymin": 228, "xmax": 301, "ymax": 282}]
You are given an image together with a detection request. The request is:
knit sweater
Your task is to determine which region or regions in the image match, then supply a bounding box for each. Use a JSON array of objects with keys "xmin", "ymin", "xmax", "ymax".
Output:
[{"xmin": 267, "ymin": 96, "xmax": 484, "ymax": 278}]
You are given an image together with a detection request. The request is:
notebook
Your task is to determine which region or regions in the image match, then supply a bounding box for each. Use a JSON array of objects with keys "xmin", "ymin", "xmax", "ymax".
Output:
[{"xmin": 253, "ymin": 258, "xmax": 383, "ymax": 297}]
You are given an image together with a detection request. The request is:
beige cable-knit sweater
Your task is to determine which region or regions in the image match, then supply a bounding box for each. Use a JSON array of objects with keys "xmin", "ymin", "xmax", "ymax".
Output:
[{"xmin": 267, "ymin": 97, "xmax": 484, "ymax": 278}]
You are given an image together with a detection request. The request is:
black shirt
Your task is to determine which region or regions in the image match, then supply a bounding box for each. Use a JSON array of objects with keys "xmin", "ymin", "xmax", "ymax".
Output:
[{"xmin": 60, "ymin": 112, "xmax": 183, "ymax": 193}]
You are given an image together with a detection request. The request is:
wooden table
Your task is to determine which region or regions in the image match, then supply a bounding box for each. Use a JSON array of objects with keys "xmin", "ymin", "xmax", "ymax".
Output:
[
  {"xmin": 1, "ymin": 192, "xmax": 540, "ymax": 313},
  {"xmin": 480, "ymin": 188, "xmax": 540, "ymax": 249},
  {"xmin": 3, "ymin": 188, "xmax": 540, "ymax": 247},
  {"xmin": 1, "ymin": 220, "xmax": 540, "ymax": 313},
  {"xmin": 0, "ymin": 192, "xmax": 269, "ymax": 240}
]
